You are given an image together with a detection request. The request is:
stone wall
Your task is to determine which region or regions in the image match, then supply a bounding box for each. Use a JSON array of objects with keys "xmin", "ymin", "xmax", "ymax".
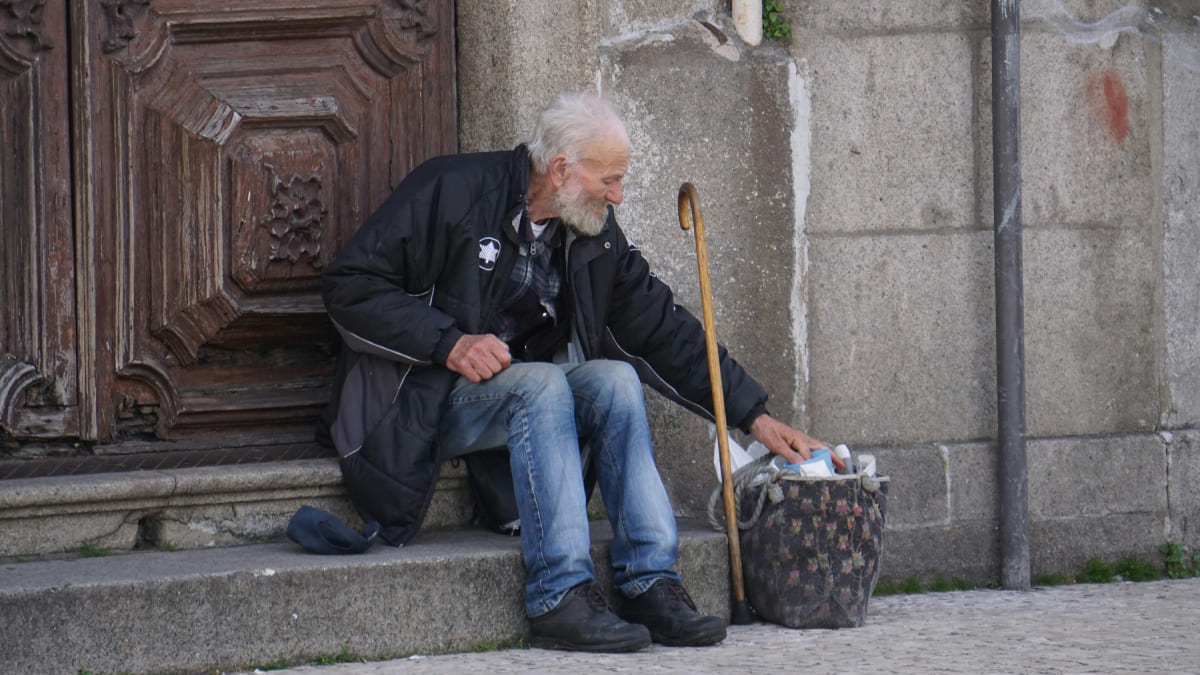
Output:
[{"xmin": 454, "ymin": 0, "xmax": 1200, "ymax": 582}]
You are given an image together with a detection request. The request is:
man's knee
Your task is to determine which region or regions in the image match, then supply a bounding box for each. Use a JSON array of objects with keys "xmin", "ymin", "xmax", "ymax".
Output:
[
  {"xmin": 602, "ymin": 359, "xmax": 639, "ymax": 384},
  {"xmin": 504, "ymin": 362, "xmax": 572, "ymax": 401},
  {"xmin": 574, "ymin": 360, "xmax": 643, "ymax": 405}
]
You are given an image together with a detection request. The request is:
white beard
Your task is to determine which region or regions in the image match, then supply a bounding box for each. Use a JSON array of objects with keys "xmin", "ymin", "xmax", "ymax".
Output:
[{"xmin": 552, "ymin": 179, "xmax": 610, "ymax": 237}]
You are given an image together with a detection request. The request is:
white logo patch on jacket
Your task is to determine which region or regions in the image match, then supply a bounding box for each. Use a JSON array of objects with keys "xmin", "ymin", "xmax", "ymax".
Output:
[{"xmin": 478, "ymin": 237, "xmax": 501, "ymax": 271}]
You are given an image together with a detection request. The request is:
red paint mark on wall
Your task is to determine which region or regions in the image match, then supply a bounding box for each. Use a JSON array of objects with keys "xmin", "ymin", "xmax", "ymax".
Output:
[{"xmin": 1085, "ymin": 70, "xmax": 1130, "ymax": 146}]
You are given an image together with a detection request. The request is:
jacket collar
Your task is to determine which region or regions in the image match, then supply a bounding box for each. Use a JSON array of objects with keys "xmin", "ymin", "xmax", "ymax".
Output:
[
  {"xmin": 501, "ymin": 144, "xmax": 533, "ymax": 244},
  {"xmin": 509, "ymin": 143, "xmax": 531, "ymax": 207},
  {"xmin": 567, "ymin": 206, "xmax": 619, "ymax": 274}
]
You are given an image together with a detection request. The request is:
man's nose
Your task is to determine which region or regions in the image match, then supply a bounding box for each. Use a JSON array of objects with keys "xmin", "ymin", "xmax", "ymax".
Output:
[{"xmin": 606, "ymin": 182, "xmax": 623, "ymax": 205}]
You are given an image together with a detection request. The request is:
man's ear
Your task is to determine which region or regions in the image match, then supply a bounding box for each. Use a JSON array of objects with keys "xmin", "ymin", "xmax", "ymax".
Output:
[{"xmin": 548, "ymin": 155, "xmax": 570, "ymax": 188}]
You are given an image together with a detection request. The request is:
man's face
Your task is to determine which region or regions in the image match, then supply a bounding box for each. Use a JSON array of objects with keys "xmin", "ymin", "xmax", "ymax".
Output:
[{"xmin": 552, "ymin": 135, "xmax": 629, "ymax": 237}]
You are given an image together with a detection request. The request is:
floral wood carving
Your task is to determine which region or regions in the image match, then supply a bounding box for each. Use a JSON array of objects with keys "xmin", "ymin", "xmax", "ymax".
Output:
[
  {"xmin": 258, "ymin": 165, "xmax": 327, "ymax": 266},
  {"xmin": 99, "ymin": 0, "xmax": 152, "ymax": 53},
  {"xmin": 385, "ymin": 0, "xmax": 437, "ymax": 40},
  {"xmin": 0, "ymin": 0, "xmax": 52, "ymax": 56}
]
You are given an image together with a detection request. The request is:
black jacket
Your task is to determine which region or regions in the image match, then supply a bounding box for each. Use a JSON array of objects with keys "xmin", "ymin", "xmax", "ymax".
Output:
[{"xmin": 321, "ymin": 145, "xmax": 768, "ymax": 545}]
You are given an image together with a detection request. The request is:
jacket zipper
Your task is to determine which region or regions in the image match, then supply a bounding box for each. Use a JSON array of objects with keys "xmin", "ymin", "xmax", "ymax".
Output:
[{"xmin": 479, "ymin": 208, "xmax": 524, "ymax": 333}]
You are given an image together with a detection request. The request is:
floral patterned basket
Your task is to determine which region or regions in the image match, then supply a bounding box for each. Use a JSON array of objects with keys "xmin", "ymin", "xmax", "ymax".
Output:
[{"xmin": 713, "ymin": 457, "xmax": 889, "ymax": 629}]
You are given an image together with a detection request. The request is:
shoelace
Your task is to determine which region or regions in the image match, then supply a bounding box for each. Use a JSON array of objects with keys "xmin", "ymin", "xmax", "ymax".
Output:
[
  {"xmin": 583, "ymin": 583, "xmax": 612, "ymax": 612},
  {"xmin": 660, "ymin": 580, "xmax": 698, "ymax": 611}
]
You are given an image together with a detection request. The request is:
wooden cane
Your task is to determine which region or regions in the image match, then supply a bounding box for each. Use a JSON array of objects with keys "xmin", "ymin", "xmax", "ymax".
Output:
[{"xmin": 678, "ymin": 182, "xmax": 754, "ymax": 625}]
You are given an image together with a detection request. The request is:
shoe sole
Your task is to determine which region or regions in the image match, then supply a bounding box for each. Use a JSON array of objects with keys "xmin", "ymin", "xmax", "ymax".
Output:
[
  {"xmin": 618, "ymin": 612, "xmax": 728, "ymax": 647},
  {"xmin": 649, "ymin": 629, "xmax": 727, "ymax": 647},
  {"xmin": 647, "ymin": 620, "xmax": 728, "ymax": 647},
  {"xmin": 530, "ymin": 634, "xmax": 652, "ymax": 653}
]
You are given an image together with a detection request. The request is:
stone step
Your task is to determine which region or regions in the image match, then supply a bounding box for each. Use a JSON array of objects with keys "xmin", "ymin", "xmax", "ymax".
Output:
[
  {"xmin": 0, "ymin": 519, "xmax": 730, "ymax": 675},
  {"xmin": 0, "ymin": 459, "xmax": 471, "ymax": 558}
]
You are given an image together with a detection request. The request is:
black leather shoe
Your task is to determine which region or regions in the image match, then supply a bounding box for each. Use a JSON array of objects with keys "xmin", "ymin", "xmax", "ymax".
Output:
[
  {"xmin": 529, "ymin": 582, "xmax": 652, "ymax": 652},
  {"xmin": 619, "ymin": 578, "xmax": 727, "ymax": 646}
]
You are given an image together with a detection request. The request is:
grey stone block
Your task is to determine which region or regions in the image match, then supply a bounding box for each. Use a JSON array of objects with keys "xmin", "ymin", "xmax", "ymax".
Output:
[
  {"xmin": 0, "ymin": 460, "xmax": 473, "ymax": 557},
  {"xmin": 456, "ymin": 0, "xmax": 603, "ymax": 153},
  {"xmin": 1027, "ymin": 435, "xmax": 1167, "ymax": 519},
  {"xmin": 1024, "ymin": 227, "xmax": 1159, "ymax": 436},
  {"xmin": 863, "ymin": 432, "xmax": 1175, "ymax": 583},
  {"xmin": 142, "ymin": 498, "xmax": 357, "ymax": 550},
  {"xmin": 880, "ymin": 522, "xmax": 1001, "ymax": 583},
  {"xmin": 645, "ymin": 390, "xmax": 719, "ymax": 519},
  {"xmin": 607, "ymin": 0, "xmax": 722, "ymax": 31},
  {"xmin": 4, "ymin": 536, "xmax": 529, "ymax": 675},
  {"xmin": 1021, "ymin": 0, "xmax": 1164, "ymax": 27},
  {"xmin": 0, "ymin": 519, "xmax": 727, "ymax": 675},
  {"xmin": 605, "ymin": 22, "xmax": 797, "ymax": 379},
  {"xmin": 788, "ymin": 0, "xmax": 1153, "ymax": 34},
  {"xmin": 866, "ymin": 445, "xmax": 949, "ymax": 528},
  {"xmin": 1162, "ymin": 30, "xmax": 1200, "ymax": 428},
  {"xmin": 602, "ymin": 21, "xmax": 808, "ymax": 515},
  {"xmin": 978, "ymin": 30, "xmax": 1155, "ymax": 228},
  {"xmin": 785, "ymin": 0, "xmax": 986, "ymax": 34},
  {"xmin": 882, "ymin": 509, "xmax": 1171, "ymax": 584},
  {"xmin": 1020, "ymin": 0, "xmax": 1197, "ymax": 62},
  {"xmin": 809, "ymin": 225, "xmax": 1160, "ymax": 446},
  {"xmin": 802, "ymin": 32, "xmax": 977, "ymax": 234},
  {"xmin": 947, "ymin": 441, "xmax": 1002, "ymax": 523},
  {"xmin": 1168, "ymin": 430, "xmax": 1200, "ymax": 550},
  {"xmin": 1, "ymin": 512, "xmax": 141, "ymax": 558},
  {"xmin": 807, "ymin": 230, "xmax": 997, "ymax": 445},
  {"xmin": 1031, "ymin": 512, "xmax": 1166, "ymax": 575}
]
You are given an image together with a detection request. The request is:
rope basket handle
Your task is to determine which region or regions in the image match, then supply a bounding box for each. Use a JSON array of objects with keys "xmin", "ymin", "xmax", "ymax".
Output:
[{"xmin": 707, "ymin": 454, "xmax": 778, "ymax": 531}]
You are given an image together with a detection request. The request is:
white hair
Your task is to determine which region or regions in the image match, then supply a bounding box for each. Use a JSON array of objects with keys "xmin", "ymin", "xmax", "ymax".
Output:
[{"xmin": 525, "ymin": 93, "xmax": 629, "ymax": 173}]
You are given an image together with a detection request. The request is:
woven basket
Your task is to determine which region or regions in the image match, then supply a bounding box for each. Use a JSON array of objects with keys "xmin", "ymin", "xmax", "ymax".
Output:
[{"xmin": 712, "ymin": 458, "xmax": 889, "ymax": 628}]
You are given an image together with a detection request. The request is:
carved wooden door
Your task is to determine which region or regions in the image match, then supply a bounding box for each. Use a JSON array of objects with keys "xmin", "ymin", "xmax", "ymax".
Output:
[
  {"xmin": 1, "ymin": 0, "xmax": 455, "ymax": 450},
  {"xmin": 1, "ymin": 0, "xmax": 76, "ymax": 442}
]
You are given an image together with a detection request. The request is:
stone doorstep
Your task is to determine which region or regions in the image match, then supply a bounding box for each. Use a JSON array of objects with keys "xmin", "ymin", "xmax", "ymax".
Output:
[
  {"xmin": 0, "ymin": 459, "xmax": 474, "ymax": 558},
  {"xmin": 0, "ymin": 519, "xmax": 731, "ymax": 675}
]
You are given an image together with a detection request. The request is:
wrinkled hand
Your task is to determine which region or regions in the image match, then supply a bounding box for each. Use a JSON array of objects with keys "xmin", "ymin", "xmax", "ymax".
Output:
[
  {"xmin": 446, "ymin": 334, "xmax": 511, "ymax": 383},
  {"xmin": 748, "ymin": 414, "xmax": 843, "ymax": 470}
]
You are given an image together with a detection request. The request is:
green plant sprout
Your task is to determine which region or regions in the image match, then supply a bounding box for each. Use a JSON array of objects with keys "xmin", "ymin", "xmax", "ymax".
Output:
[{"xmin": 763, "ymin": 0, "xmax": 792, "ymax": 41}]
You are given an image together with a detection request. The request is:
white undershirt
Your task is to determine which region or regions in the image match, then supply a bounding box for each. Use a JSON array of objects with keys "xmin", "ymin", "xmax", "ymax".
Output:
[{"xmin": 514, "ymin": 211, "xmax": 550, "ymax": 239}]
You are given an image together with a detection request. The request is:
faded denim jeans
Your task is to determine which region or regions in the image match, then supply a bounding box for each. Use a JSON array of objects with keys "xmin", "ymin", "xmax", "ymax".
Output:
[{"xmin": 439, "ymin": 359, "xmax": 681, "ymax": 616}]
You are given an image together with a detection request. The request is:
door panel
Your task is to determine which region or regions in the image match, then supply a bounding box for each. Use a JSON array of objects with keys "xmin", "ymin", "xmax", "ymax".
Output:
[
  {"xmin": 0, "ymin": 0, "xmax": 78, "ymax": 438},
  {"xmin": 73, "ymin": 0, "xmax": 455, "ymax": 442}
]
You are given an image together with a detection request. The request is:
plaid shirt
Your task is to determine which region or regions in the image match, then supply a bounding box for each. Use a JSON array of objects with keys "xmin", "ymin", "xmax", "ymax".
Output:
[{"xmin": 487, "ymin": 215, "xmax": 564, "ymax": 349}]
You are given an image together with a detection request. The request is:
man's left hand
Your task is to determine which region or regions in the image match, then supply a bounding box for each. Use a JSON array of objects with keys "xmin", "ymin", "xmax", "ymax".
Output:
[{"xmin": 747, "ymin": 414, "xmax": 844, "ymax": 470}]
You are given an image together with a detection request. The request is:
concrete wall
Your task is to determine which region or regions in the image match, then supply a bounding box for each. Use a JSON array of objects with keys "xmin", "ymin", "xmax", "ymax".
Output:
[{"xmin": 455, "ymin": 0, "xmax": 1200, "ymax": 582}]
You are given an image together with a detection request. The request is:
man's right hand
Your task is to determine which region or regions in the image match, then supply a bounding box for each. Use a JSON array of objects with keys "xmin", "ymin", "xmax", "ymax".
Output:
[
  {"xmin": 748, "ymin": 413, "xmax": 843, "ymax": 470},
  {"xmin": 445, "ymin": 334, "xmax": 511, "ymax": 383}
]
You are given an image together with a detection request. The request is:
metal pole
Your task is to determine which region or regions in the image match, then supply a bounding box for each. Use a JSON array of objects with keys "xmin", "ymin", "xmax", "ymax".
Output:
[{"xmin": 991, "ymin": 0, "xmax": 1031, "ymax": 590}]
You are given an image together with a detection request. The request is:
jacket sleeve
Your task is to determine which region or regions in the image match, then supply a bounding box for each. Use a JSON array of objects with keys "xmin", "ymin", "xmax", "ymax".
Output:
[
  {"xmin": 604, "ymin": 226, "xmax": 769, "ymax": 432},
  {"xmin": 321, "ymin": 162, "xmax": 466, "ymax": 366}
]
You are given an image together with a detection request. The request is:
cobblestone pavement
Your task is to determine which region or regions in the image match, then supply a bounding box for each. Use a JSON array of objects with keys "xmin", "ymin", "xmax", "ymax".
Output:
[{"xmin": 245, "ymin": 578, "xmax": 1200, "ymax": 674}]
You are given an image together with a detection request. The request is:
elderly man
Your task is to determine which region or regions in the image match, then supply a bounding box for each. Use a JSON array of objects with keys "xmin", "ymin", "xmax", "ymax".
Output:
[{"xmin": 320, "ymin": 93, "xmax": 832, "ymax": 652}]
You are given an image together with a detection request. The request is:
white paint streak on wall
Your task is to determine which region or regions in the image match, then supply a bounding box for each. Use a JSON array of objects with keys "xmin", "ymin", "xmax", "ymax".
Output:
[
  {"xmin": 788, "ymin": 60, "xmax": 812, "ymax": 418},
  {"xmin": 1025, "ymin": 0, "xmax": 1149, "ymax": 45},
  {"xmin": 939, "ymin": 444, "xmax": 954, "ymax": 524},
  {"xmin": 1025, "ymin": 0, "xmax": 1200, "ymax": 72}
]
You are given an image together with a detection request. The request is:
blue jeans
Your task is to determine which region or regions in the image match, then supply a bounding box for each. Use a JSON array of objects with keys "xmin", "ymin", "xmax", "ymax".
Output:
[{"xmin": 439, "ymin": 360, "xmax": 682, "ymax": 616}]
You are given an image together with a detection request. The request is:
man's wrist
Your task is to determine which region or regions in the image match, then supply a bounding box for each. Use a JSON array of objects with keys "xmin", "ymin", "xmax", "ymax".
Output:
[
  {"xmin": 739, "ymin": 402, "xmax": 770, "ymax": 434},
  {"xmin": 433, "ymin": 327, "xmax": 466, "ymax": 366}
]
